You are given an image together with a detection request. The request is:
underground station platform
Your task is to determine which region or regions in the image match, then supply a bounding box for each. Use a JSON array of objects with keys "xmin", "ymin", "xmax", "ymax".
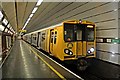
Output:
[{"xmin": 2, "ymin": 40, "xmax": 82, "ymax": 79}]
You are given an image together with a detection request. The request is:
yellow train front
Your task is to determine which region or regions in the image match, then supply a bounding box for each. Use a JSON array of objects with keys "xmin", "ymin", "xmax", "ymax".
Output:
[
  {"xmin": 24, "ymin": 19, "xmax": 96, "ymax": 70},
  {"xmin": 49, "ymin": 20, "xmax": 96, "ymax": 70},
  {"xmin": 59, "ymin": 20, "xmax": 96, "ymax": 59}
]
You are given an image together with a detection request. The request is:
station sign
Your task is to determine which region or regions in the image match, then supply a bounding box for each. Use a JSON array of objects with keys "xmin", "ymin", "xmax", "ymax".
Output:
[
  {"xmin": 111, "ymin": 39, "xmax": 120, "ymax": 44},
  {"xmin": 19, "ymin": 30, "xmax": 27, "ymax": 33}
]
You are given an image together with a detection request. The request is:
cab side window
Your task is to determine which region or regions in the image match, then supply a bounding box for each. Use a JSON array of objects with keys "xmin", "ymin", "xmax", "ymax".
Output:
[
  {"xmin": 54, "ymin": 31, "xmax": 57, "ymax": 44},
  {"xmin": 51, "ymin": 32, "xmax": 54, "ymax": 43}
]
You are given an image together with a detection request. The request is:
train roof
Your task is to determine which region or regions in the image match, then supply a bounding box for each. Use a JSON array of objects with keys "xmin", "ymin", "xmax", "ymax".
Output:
[{"xmin": 25, "ymin": 20, "xmax": 95, "ymax": 35}]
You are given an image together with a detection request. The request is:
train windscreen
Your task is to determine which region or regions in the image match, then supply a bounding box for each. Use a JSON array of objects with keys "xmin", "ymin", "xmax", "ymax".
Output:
[
  {"xmin": 64, "ymin": 23, "xmax": 95, "ymax": 42},
  {"xmin": 64, "ymin": 23, "xmax": 82, "ymax": 42},
  {"xmin": 86, "ymin": 25, "xmax": 94, "ymax": 41}
]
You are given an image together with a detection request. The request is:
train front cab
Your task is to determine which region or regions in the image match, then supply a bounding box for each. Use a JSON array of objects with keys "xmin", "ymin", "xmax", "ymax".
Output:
[
  {"xmin": 49, "ymin": 20, "xmax": 96, "ymax": 70},
  {"xmin": 63, "ymin": 20, "xmax": 96, "ymax": 70}
]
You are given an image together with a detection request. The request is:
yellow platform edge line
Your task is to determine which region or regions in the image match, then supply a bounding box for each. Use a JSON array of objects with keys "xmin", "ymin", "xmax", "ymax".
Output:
[{"xmin": 25, "ymin": 42, "xmax": 66, "ymax": 80}]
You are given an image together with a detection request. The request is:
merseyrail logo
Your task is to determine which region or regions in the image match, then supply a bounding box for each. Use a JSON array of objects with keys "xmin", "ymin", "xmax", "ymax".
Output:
[{"xmin": 67, "ymin": 43, "xmax": 73, "ymax": 49}]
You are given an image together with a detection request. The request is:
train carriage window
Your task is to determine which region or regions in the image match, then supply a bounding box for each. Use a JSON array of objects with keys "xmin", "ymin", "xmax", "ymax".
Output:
[
  {"xmin": 54, "ymin": 31, "xmax": 57, "ymax": 44},
  {"xmin": 42, "ymin": 33, "xmax": 45, "ymax": 41},
  {"xmin": 51, "ymin": 32, "xmax": 54, "ymax": 43},
  {"xmin": 34, "ymin": 36, "xmax": 36, "ymax": 40},
  {"xmin": 34, "ymin": 34, "xmax": 36, "ymax": 40}
]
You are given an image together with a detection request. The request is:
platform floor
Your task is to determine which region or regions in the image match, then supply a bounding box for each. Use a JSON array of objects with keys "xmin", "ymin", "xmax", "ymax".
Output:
[{"xmin": 2, "ymin": 40, "xmax": 82, "ymax": 79}]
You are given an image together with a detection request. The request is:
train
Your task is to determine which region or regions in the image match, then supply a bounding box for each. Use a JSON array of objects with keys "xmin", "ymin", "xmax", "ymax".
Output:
[{"xmin": 23, "ymin": 20, "xmax": 96, "ymax": 70}]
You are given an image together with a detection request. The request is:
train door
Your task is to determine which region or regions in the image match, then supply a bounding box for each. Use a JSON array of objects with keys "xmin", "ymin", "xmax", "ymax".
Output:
[
  {"xmin": 53, "ymin": 30, "xmax": 57, "ymax": 56},
  {"xmin": 37, "ymin": 32, "xmax": 41, "ymax": 48},
  {"xmin": 50, "ymin": 29, "xmax": 54, "ymax": 54},
  {"xmin": 75, "ymin": 26, "xmax": 83, "ymax": 57},
  {"xmin": 76, "ymin": 42, "xmax": 82, "ymax": 57}
]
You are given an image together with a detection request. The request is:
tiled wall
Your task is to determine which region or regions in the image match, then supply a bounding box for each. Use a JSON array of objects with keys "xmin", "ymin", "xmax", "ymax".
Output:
[{"xmin": 118, "ymin": 1, "xmax": 120, "ymax": 64}]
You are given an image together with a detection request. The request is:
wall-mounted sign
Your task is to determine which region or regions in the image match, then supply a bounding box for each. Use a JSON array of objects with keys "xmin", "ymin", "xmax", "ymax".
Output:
[
  {"xmin": 111, "ymin": 39, "xmax": 120, "ymax": 44},
  {"xmin": 19, "ymin": 30, "xmax": 27, "ymax": 33}
]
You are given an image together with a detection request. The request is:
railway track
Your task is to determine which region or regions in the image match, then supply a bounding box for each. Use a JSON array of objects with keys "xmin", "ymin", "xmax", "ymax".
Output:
[{"xmin": 37, "ymin": 48, "xmax": 103, "ymax": 80}]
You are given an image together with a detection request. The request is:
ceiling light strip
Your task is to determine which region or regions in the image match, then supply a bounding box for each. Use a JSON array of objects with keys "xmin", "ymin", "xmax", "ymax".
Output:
[
  {"xmin": 32, "ymin": 7, "xmax": 38, "ymax": 14},
  {"xmin": 36, "ymin": 0, "xmax": 43, "ymax": 6},
  {"xmin": 22, "ymin": 0, "xmax": 43, "ymax": 30}
]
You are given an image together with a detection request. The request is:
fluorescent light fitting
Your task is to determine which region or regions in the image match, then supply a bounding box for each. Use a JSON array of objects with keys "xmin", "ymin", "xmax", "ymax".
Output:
[
  {"xmin": 114, "ymin": 9, "xmax": 117, "ymax": 11},
  {"xmin": 22, "ymin": 27, "xmax": 25, "ymax": 30},
  {"xmin": 32, "ymin": 7, "xmax": 38, "ymax": 13},
  {"xmin": 0, "ymin": 25, "xmax": 5, "ymax": 31},
  {"xmin": 29, "ymin": 14, "xmax": 34, "ymax": 18},
  {"xmin": 3, "ymin": 18, "xmax": 8, "ymax": 25},
  {"xmin": 8, "ymin": 31, "xmax": 10, "ymax": 33},
  {"xmin": 36, "ymin": 0, "xmax": 43, "ymax": 6},
  {"xmin": 0, "ymin": 11, "xmax": 3, "ymax": 21},
  {"xmin": 5, "ymin": 28, "xmax": 8, "ymax": 32},
  {"xmin": 111, "ymin": 54, "xmax": 115, "ymax": 57},
  {"xmin": 7, "ymin": 24, "xmax": 10, "ymax": 28},
  {"xmin": 26, "ymin": 19, "xmax": 30, "ymax": 24},
  {"xmin": 23, "ymin": 24, "xmax": 27, "ymax": 29},
  {"xmin": 11, "ymin": 28, "xmax": 13, "ymax": 31},
  {"xmin": 22, "ymin": 25, "xmax": 26, "ymax": 30},
  {"xmin": 13, "ymin": 30, "xmax": 15, "ymax": 33},
  {"xmin": 10, "ymin": 32, "xmax": 11, "ymax": 34},
  {"xmin": 22, "ymin": 17, "xmax": 31, "ymax": 30},
  {"xmin": 27, "ymin": 18, "xmax": 31, "ymax": 22}
]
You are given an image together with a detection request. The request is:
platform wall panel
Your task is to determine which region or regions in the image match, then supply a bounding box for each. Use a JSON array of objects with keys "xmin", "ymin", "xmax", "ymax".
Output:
[
  {"xmin": 118, "ymin": 8, "xmax": 120, "ymax": 18},
  {"xmin": 96, "ymin": 50, "xmax": 119, "ymax": 65},
  {"xmin": 118, "ymin": 1, "xmax": 120, "ymax": 8},
  {"xmin": 0, "ymin": 32, "xmax": 2, "ymax": 59},
  {"xmin": 96, "ymin": 43, "xmax": 119, "ymax": 53},
  {"xmin": 96, "ymin": 29, "xmax": 118, "ymax": 38},
  {"xmin": 96, "ymin": 20, "xmax": 117, "ymax": 30},
  {"xmin": 118, "ymin": 17, "xmax": 120, "ymax": 38},
  {"xmin": 118, "ymin": 15, "xmax": 120, "ymax": 64},
  {"xmin": 118, "ymin": 44, "xmax": 120, "ymax": 64}
]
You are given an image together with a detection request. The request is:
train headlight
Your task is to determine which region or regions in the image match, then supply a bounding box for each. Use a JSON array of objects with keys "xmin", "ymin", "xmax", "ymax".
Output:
[
  {"xmin": 69, "ymin": 52, "xmax": 73, "ymax": 55},
  {"xmin": 87, "ymin": 48, "xmax": 94, "ymax": 54},
  {"xmin": 87, "ymin": 50, "xmax": 91, "ymax": 54},
  {"xmin": 90, "ymin": 48, "xmax": 94, "ymax": 53},
  {"xmin": 65, "ymin": 49, "xmax": 69, "ymax": 54},
  {"xmin": 64, "ymin": 49, "xmax": 73, "ymax": 55}
]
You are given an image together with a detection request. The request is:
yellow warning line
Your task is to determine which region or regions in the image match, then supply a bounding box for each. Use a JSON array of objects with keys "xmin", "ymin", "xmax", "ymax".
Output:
[{"xmin": 25, "ymin": 42, "xmax": 66, "ymax": 80}]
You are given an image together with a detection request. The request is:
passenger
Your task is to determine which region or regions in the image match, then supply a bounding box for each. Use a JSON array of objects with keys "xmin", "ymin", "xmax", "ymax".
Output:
[{"xmin": 67, "ymin": 38, "xmax": 71, "ymax": 41}]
